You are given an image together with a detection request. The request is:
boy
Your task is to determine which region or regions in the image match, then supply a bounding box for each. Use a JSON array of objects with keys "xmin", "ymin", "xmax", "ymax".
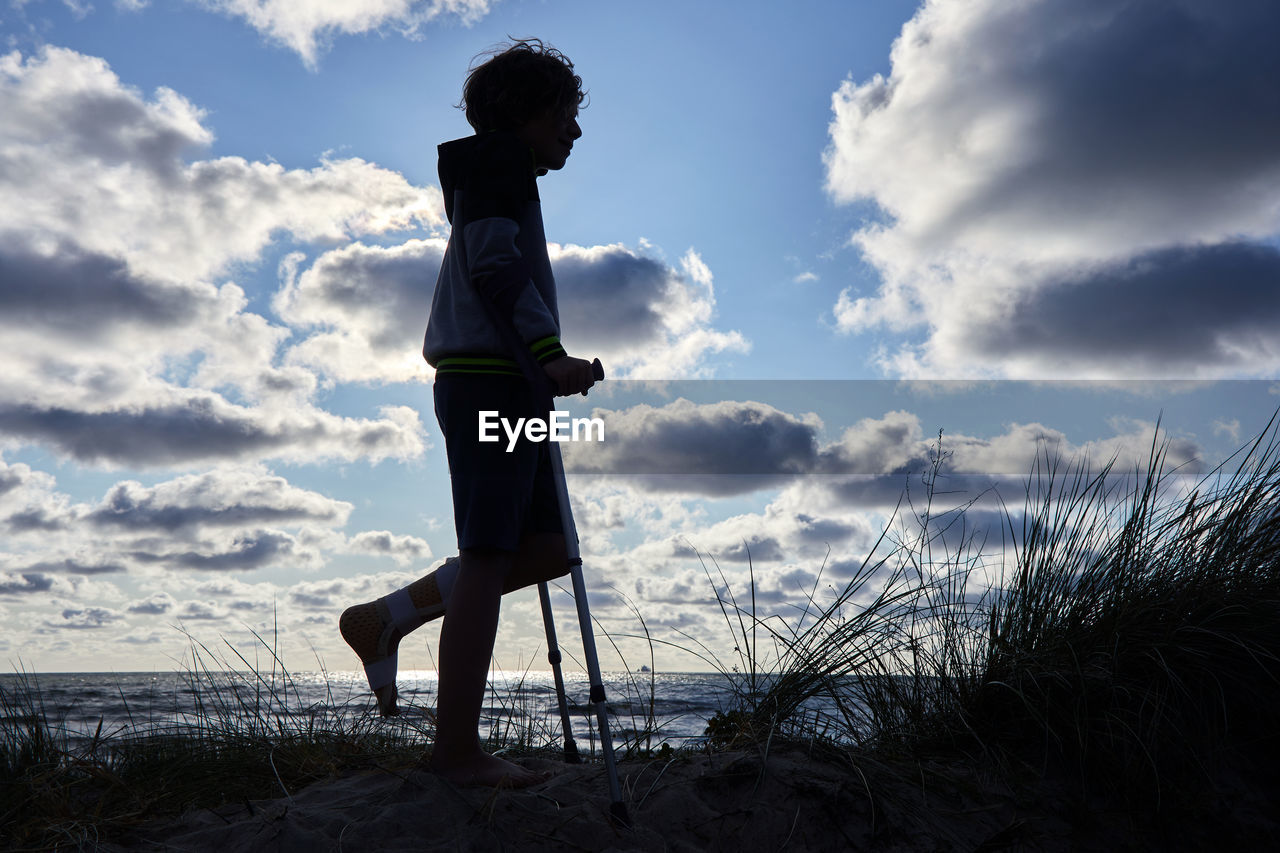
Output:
[{"xmin": 340, "ymin": 39, "xmax": 594, "ymax": 788}]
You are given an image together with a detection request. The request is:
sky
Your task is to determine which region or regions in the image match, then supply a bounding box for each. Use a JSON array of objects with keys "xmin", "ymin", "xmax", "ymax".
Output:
[{"xmin": 2, "ymin": 0, "xmax": 1280, "ymax": 675}]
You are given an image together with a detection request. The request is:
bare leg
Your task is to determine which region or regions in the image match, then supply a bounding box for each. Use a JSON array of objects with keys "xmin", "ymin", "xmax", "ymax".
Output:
[{"xmin": 427, "ymin": 546, "xmax": 547, "ymax": 787}]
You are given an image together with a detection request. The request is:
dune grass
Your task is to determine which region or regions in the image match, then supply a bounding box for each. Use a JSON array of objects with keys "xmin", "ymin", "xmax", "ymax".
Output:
[
  {"xmin": 697, "ymin": 416, "xmax": 1280, "ymax": 820},
  {"xmin": 0, "ymin": 628, "xmax": 433, "ymax": 850},
  {"xmin": 5, "ymin": 413, "xmax": 1280, "ymax": 846},
  {"xmin": 0, "ymin": 621, "xmax": 667, "ymax": 848}
]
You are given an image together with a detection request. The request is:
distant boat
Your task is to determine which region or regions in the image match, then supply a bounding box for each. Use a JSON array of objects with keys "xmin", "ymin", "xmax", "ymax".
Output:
[{"xmin": 637, "ymin": 665, "xmax": 651, "ymax": 673}]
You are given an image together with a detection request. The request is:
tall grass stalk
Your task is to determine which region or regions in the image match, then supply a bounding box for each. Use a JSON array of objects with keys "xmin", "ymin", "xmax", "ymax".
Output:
[{"xmin": 696, "ymin": 416, "xmax": 1280, "ymax": 808}]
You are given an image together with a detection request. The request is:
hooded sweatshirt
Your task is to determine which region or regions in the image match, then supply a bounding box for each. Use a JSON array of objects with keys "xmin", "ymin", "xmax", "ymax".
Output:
[{"xmin": 422, "ymin": 131, "xmax": 568, "ymax": 376}]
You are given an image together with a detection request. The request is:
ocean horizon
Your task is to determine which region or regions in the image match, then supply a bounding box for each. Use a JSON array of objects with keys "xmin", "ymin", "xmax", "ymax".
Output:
[{"xmin": 0, "ymin": 669, "xmax": 758, "ymax": 752}]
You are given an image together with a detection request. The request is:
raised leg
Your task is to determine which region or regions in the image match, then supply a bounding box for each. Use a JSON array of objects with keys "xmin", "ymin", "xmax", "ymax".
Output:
[{"xmin": 340, "ymin": 533, "xmax": 571, "ymax": 717}]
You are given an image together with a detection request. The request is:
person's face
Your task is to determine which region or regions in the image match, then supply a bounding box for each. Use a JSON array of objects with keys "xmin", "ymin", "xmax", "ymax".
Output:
[{"xmin": 516, "ymin": 106, "xmax": 582, "ymax": 172}]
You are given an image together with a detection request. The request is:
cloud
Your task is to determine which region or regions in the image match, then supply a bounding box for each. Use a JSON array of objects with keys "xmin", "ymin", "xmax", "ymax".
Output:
[
  {"xmin": 278, "ymin": 240, "xmax": 750, "ymax": 384},
  {"xmin": 127, "ymin": 592, "xmax": 177, "ymax": 614},
  {"xmin": 824, "ymin": 0, "xmax": 1280, "ymax": 378},
  {"xmin": 276, "ymin": 240, "xmax": 443, "ymax": 385},
  {"xmin": 566, "ymin": 398, "xmax": 823, "ymax": 494},
  {"xmin": 0, "ymin": 398, "xmax": 424, "ymax": 468},
  {"xmin": 48, "ymin": 607, "xmax": 126, "ymax": 629},
  {"xmin": 260, "ymin": 571, "xmax": 420, "ymax": 610},
  {"xmin": 0, "ymin": 47, "xmax": 443, "ymax": 283},
  {"xmin": 0, "ymin": 508, "xmax": 64, "ymax": 533},
  {"xmin": 193, "ymin": 0, "xmax": 493, "ymax": 68},
  {"xmin": 962, "ymin": 243, "xmax": 1280, "ymax": 374},
  {"xmin": 0, "ymin": 246, "xmax": 202, "ymax": 341},
  {"xmin": 566, "ymin": 395, "xmax": 1202, "ymax": 505},
  {"xmin": 0, "ymin": 572, "xmax": 55, "ymax": 595},
  {"xmin": 573, "ymin": 489, "xmax": 884, "ymax": 641},
  {"xmin": 346, "ymin": 530, "xmax": 433, "ymax": 566},
  {"xmin": 0, "ymin": 46, "xmax": 439, "ymax": 467},
  {"xmin": 0, "ymin": 458, "xmax": 72, "ymax": 535},
  {"xmin": 0, "ymin": 468, "xmax": 24, "ymax": 499},
  {"xmin": 808, "ymin": 412, "xmax": 1202, "ymax": 513},
  {"xmin": 19, "ymin": 558, "xmax": 128, "ymax": 575},
  {"xmin": 175, "ymin": 600, "xmax": 227, "ymax": 620},
  {"xmin": 88, "ymin": 468, "xmax": 352, "ymax": 533},
  {"xmin": 132, "ymin": 530, "xmax": 310, "ymax": 572},
  {"xmin": 0, "ymin": 463, "xmax": 433, "ymax": 613},
  {"xmin": 554, "ymin": 245, "xmax": 671, "ymax": 350},
  {"xmin": 555, "ymin": 246, "xmax": 750, "ymax": 378}
]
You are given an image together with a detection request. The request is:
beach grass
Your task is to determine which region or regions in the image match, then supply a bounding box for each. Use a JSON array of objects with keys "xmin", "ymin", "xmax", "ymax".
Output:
[
  {"xmin": 0, "ymin": 631, "xmax": 425, "ymax": 849},
  {"xmin": 695, "ymin": 416, "xmax": 1280, "ymax": 826},
  {"xmin": 0, "ymin": 623, "xmax": 661, "ymax": 848},
  {"xmin": 5, "ymin": 414, "xmax": 1280, "ymax": 847}
]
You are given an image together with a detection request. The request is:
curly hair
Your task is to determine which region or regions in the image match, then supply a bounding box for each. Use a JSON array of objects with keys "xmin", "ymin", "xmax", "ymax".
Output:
[{"xmin": 460, "ymin": 38, "xmax": 586, "ymax": 133}]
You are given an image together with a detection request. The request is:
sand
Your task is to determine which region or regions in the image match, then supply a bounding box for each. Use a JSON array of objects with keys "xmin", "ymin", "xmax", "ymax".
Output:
[
  {"xmin": 94, "ymin": 744, "xmax": 1043, "ymax": 852},
  {"xmin": 97, "ymin": 741, "xmax": 1279, "ymax": 852}
]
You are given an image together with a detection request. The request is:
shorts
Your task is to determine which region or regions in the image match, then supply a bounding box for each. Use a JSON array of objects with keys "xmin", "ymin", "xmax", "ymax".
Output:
[{"xmin": 433, "ymin": 373, "xmax": 563, "ymax": 552}]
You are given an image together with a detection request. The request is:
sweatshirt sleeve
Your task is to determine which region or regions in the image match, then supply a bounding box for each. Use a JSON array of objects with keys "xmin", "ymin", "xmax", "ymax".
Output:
[{"xmin": 463, "ymin": 217, "xmax": 567, "ymax": 365}]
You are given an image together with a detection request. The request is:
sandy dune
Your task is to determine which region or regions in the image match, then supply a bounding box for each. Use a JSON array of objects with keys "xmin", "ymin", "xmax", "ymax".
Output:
[
  {"xmin": 101, "ymin": 744, "xmax": 1074, "ymax": 852},
  {"xmin": 100, "ymin": 741, "xmax": 1280, "ymax": 851}
]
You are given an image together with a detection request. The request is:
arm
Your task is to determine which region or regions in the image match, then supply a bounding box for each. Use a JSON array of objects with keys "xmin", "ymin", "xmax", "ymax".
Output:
[
  {"xmin": 464, "ymin": 218, "xmax": 594, "ymax": 395},
  {"xmin": 464, "ymin": 217, "xmax": 565, "ymax": 360}
]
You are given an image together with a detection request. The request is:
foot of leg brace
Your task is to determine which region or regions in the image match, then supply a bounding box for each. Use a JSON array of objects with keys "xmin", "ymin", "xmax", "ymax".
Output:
[{"xmin": 346, "ymin": 556, "xmax": 459, "ymax": 717}]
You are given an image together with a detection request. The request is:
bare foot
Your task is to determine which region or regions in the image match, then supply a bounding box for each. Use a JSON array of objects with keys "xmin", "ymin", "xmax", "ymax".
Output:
[{"xmin": 429, "ymin": 750, "xmax": 549, "ymax": 788}]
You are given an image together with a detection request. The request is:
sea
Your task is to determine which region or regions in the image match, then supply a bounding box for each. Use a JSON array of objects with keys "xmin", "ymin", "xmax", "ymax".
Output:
[{"xmin": 0, "ymin": 669, "xmax": 785, "ymax": 753}]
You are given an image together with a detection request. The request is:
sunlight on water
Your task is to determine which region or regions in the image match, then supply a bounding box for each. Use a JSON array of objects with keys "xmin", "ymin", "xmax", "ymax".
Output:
[{"xmin": 1, "ymin": 670, "xmax": 772, "ymax": 750}]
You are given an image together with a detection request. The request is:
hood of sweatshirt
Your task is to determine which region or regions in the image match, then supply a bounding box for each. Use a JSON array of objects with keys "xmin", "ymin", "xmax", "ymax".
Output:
[{"xmin": 437, "ymin": 131, "xmax": 540, "ymax": 226}]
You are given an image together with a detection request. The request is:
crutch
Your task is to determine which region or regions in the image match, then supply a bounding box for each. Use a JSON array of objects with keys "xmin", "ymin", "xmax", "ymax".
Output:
[
  {"xmin": 476, "ymin": 297, "xmax": 630, "ymax": 826},
  {"xmin": 539, "ymin": 361, "xmax": 630, "ymax": 827},
  {"xmin": 537, "ymin": 579, "xmax": 580, "ymax": 763}
]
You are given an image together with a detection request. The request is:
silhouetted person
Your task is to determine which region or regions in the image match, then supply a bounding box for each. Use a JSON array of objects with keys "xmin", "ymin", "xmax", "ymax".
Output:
[{"xmin": 341, "ymin": 38, "xmax": 592, "ymax": 788}]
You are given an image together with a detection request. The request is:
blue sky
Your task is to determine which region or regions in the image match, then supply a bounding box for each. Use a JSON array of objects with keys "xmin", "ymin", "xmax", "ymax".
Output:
[{"xmin": 2, "ymin": 0, "xmax": 1279, "ymax": 674}]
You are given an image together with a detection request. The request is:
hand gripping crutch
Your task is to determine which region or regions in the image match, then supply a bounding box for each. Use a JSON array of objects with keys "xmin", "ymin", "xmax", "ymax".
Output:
[{"xmin": 476, "ymin": 302, "xmax": 629, "ymax": 826}]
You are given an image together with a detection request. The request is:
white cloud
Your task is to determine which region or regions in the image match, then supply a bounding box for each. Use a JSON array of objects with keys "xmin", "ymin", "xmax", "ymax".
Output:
[
  {"xmin": 554, "ymin": 245, "xmax": 749, "ymax": 378},
  {"xmin": 127, "ymin": 592, "xmax": 177, "ymax": 614},
  {"xmin": 87, "ymin": 467, "xmax": 353, "ymax": 533},
  {"xmin": 0, "ymin": 47, "xmax": 443, "ymax": 283},
  {"xmin": 276, "ymin": 240, "xmax": 444, "ymax": 385},
  {"xmin": 0, "ymin": 462, "xmax": 434, "ymax": 589},
  {"xmin": 824, "ymin": 0, "xmax": 1280, "ymax": 378},
  {"xmin": 47, "ymin": 606, "xmax": 127, "ymax": 630},
  {"xmin": 278, "ymin": 239, "xmax": 750, "ymax": 385},
  {"xmin": 194, "ymin": 0, "xmax": 493, "ymax": 68},
  {"xmin": 0, "ymin": 46, "xmax": 436, "ymax": 467},
  {"xmin": 0, "ymin": 457, "xmax": 69, "ymax": 534},
  {"xmin": 565, "ymin": 398, "xmax": 822, "ymax": 494},
  {"xmin": 0, "ymin": 391, "xmax": 426, "ymax": 469},
  {"xmin": 346, "ymin": 530, "xmax": 433, "ymax": 566}
]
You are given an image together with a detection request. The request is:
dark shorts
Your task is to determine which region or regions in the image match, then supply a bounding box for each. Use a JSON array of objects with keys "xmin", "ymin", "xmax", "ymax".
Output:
[{"xmin": 433, "ymin": 374, "xmax": 563, "ymax": 552}]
